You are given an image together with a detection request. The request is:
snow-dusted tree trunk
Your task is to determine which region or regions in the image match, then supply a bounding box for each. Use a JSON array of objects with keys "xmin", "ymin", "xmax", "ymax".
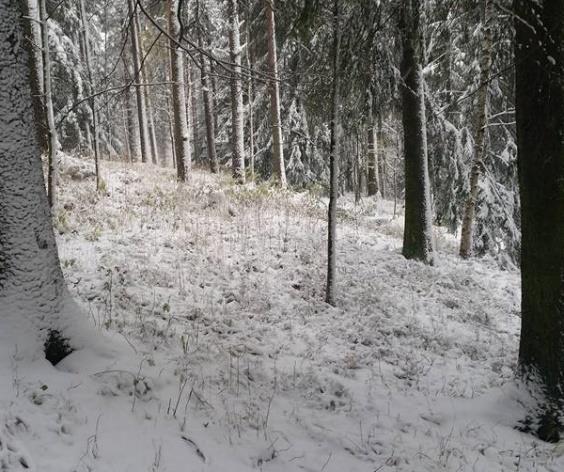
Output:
[
  {"xmin": 168, "ymin": 0, "xmax": 190, "ymax": 181},
  {"xmin": 0, "ymin": 0, "xmax": 68, "ymax": 357},
  {"xmin": 79, "ymin": 0, "xmax": 101, "ymax": 190},
  {"xmin": 25, "ymin": 0, "xmax": 48, "ymax": 153},
  {"xmin": 459, "ymin": 0, "xmax": 493, "ymax": 259},
  {"xmin": 515, "ymin": 0, "xmax": 564, "ymax": 442},
  {"xmin": 122, "ymin": 56, "xmax": 141, "ymax": 162},
  {"xmin": 399, "ymin": 0, "xmax": 435, "ymax": 264},
  {"xmin": 190, "ymin": 63, "xmax": 202, "ymax": 163},
  {"xmin": 39, "ymin": 0, "xmax": 59, "ymax": 209},
  {"xmin": 366, "ymin": 122, "xmax": 379, "ymax": 197},
  {"xmin": 265, "ymin": 0, "xmax": 286, "ymax": 188},
  {"xmin": 245, "ymin": 4, "xmax": 255, "ymax": 180},
  {"xmin": 128, "ymin": 0, "xmax": 151, "ymax": 164},
  {"xmin": 200, "ymin": 52, "xmax": 218, "ymax": 173},
  {"xmin": 145, "ymin": 83, "xmax": 159, "ymax": 165},
  {"xmin": 377, "ymin": 114, "xmax": 386, "ymax": 199},
  {"xmin": 325, "ymin": 0, "xmax": 341, "ymax": 306},
  {"xmin": 228, "ymin": 0, "xmax": 246, "ymax": 184}
]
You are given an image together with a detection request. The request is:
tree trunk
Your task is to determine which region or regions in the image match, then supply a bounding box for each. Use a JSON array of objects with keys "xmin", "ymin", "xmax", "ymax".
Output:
[
  {"xmin": 200, "ymin": 51, "xmax": 218, "ymax": 173},
  {"xmin": 366, "ymin": 112, "xmax": 380, "ymax": 196},
  {"xmin": 377, "ymin": 114, "xmax": 386, "ymax": 199},
  {"xmin": 80, "ymin": 0, "xmax": 101, "ymax": 191},
  {"xmin": 399, "ymin": 0, "xmax": 435, "ymax": 264},
  {"xmin": 168, "ymin": 0, "xmax": 190, "ymax": 181},
  {"xmin": 228, "ymin": 0, "xmax": 246, "ymax": 183},
  {"xmin": 25, "ymin": 0, "xmax": 48, "ymax": 153},
  {"xmin": 459, "ymin": 0, "xmax": 493, "ymax": 259},
  {"xmin": 145, "ymin": 80, "xmax": 159, "ymax": 165},
  {"xmin": 246, "ymin": 3, "xmax": 255, "ymax": 180},
  {"xmin": 325, "ymin": 0, "xmax": 341, "ymax": 306},
  {"xmin": 39, "ymin": 0, "xmax": 59, "ymax": 209},
  {"xmin": 128, "ymin": 0, "xmax": 151, "ymax": 164},
  {"xmin": 515, "ymin": 0, "xmax": 564, "ymax": 442},
  {"xmin": 122, "ymin": 56, "xmax": 141, "ymax": 162},
  {"xmin": 0, "ymin": 0, "xmax": 70, "ymax": 362},
  {"xmin": 190, "ymin": 63, "xmax": 202, "ymax": 163},
  {"xmin": 265, "ymin": 0, "xmax": 287, "ymax": 187}
]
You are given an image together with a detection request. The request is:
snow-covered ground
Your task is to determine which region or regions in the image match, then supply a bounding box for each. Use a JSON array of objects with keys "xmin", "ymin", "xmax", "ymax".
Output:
[{"xmin": 1, "ymin": 157, "xmax": 562, "ymax": 471}]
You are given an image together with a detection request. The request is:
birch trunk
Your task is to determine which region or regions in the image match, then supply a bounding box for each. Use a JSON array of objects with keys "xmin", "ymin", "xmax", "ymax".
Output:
[
  {"xmin": 168, "ymin": 0, "xmax": 190, "ymax": 181},
  {"xmin": 399, "ymin": 0, "xmax": 435, "ymax": 264},
  {"xmin": 265, "ymin": 0, "xmax": 286, "ymax": 187},
  {"xmin": 122, "ymin": 56, "xmax": 141, "ymax": 162},
  {"xmin": 228, "ymin": 0, "xmax": 246, "ymax": 183},
  {"xmin": 459, "ymin": 0, "xmax": 494, "ymax": 258},
  {"xmin": 325, "ymin": 0, "xmax": 341, "ymax": 306}
]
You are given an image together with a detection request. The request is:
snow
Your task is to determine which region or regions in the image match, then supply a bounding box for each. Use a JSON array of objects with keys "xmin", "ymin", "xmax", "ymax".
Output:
[{"xmin": 1, "ymin": 160, "xmax": 563, "ymax": 471}]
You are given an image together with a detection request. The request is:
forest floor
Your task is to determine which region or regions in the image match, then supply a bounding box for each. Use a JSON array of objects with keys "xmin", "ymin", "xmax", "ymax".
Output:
[{"xmin": 0, "ymin": 156, "xmax": 562, "ymax": 471}]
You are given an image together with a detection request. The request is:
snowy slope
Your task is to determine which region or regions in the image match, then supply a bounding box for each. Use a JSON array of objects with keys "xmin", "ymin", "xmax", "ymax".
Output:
[{"xmin": 1, "ymin": 159, "xmax": 562, "ymax": 471}]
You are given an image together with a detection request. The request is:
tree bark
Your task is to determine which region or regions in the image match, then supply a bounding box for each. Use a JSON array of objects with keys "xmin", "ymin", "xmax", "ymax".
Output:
[
  {"xmin": 366, "ymin": 113, "xmax": 380, "ymax": 196},
  {"xmin": 265, "ymin": 0, "xmax": 287, "ymax": 187},
  {"xmin": 399, "ymin": 0, "xmax": 435, "ymax": 264},
  {"xmin": 168, "ymin": 0, "xmax": 190, "ymax": 181},
  {"xmin": 200, "ymin": 51, "xmax": 218, "ymax": 173},
  {"xmin": 459, "ymin": 0, "xmax": 494, "ymax": 259},
  {"xmin": 128, "ymin": 0, "xmax": 151, "ymax": 164},
  {"xmin": 515, "ymin": 0, "xmax": 564, "ymax": 442},
  {"xmin": 228, "ymin": 0, "xmax": 246, "ymax": 183},
  {"xmin": 39, "ymin": 0, "xmax": 59, "ymax": 209},
  {"xmin": 122, "ymin": 56, "xmax": 141, "ymax": 162},
  {"xmin": 325, "ymin": 0, "xmax": 341, "ymax": 306},
  {"xmin": 377, "ymin": 114, "xmax": 386, "ymax": 199},
  {"xmin": 80, "ymin": 0, "xmax": 101, "ymax": 191},
  {"xmin": 0, "ymin": 0, "xmax": 68, "ymax": 356},
  {"xmin": 25, "ymin": 0, "xmax": 48, "ymax": 153}
]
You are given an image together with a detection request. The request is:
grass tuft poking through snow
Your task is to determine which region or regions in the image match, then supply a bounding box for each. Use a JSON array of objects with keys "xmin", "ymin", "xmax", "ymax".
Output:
[{"xmin": 1, "ymin": 159, "xmax": 562, "ymax": 471}]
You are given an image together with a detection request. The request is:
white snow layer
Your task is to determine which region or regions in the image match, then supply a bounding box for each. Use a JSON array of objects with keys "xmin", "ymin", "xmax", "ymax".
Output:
[{"xmin": 1, "ymin": 160, "xmax": 562, "ymax": 472}]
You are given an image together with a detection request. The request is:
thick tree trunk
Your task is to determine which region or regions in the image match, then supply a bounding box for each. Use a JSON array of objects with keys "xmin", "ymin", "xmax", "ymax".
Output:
[
  {"xmin": 128, "ymin": 0, "xmax": 151, "ymax": 164},
  {"xmin": 399, "ymin": 0, "xmax": 435, "ymax": 264},
  {"xmin": 459, "ymin": 0, "xmax": 493, "ymax": 259},
  {"xmin": 228, "ymin": 0, "xmax": 246, "ymax": 183},
  {"xmin": 168, "ymin": 0, "xmax": 190, "ymax": 181},
  {"xmin": 265, "ymin": 0, "xmax": 287, "ymax": 187},
  {"xmin": 39, "ymin": 0, "xmax": 59, "ymax": 209},
  {"xmin": 80, "ymin": 0, "xmax": 101, "ymax": 190},
  {"xmin": 200, "ymin": 51, "xmax": 218, "ymax": 173},
  {"xmin": 0, "ymin": 0, "xmax": 69, "ymax": 359},
  {"xmin": 325, "ymin": 0, "xmax": 341, "ymax": 306},
  {"xmin": 515, "ymin": 0, "xmax": 564, "ymax": 442}
]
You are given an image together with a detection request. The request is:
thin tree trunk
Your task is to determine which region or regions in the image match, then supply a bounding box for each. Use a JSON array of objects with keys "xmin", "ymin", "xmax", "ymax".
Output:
[
  {"xmin": 366, "ymin": 116, "xmax": 380, "ymax": 196},
  {"xmin": 399, "ymin": 0, "xmax": 435, "ymax": 264},
  {"xmin": 25, "ymin": 0, "xmax": 48, "ymax": 153},
  {"xmin": 122, "ymin": 56, "xmax": 141, "ymax": 162},
  {"xmin": 246, "ymin": 3, "xmax": 255, "ymax": 180},
  {"xmin": 168, "ymin": 0, "xmax": 190, "ymax": 181},
  {"xmin": 190, "ymin": 63, "xmax": 202, "ymax": 163},
  {"xmin": 145, "ymin": 78, "xmax": 159, "ymax": 165},
  {"xmin": 228, "ymin": 0, "xmax": 246, "ymax": 183},
  {"xmin": 459, "ymin": 0, "xmax": 493, "ymax": 258},
  {"xmin": 515, "ymin": 0, "xmax": 564, "ymax": 442},
  {"xmin": 80, "ymin": 0, "xmax": 101, "ymax": 191},
  {"xmin": 39, "ymin": 0, "xmax": 59, "ymax": 209},
  {"xmin": 128, "ymin": 0, "xmax": 151, "ymax": 164},
  {"xmin": 200, "ymin": 51, "xmax": 218, "ymax": 173},
  {"xmin": 265, "ymin": 0, "xmax": 286, "ymax": 187},
  {"xmin": 325, "ymin": 0, "xmax": 341, "ymax": 306},
  {"xmin": 377, "ymin": 114, "xmax": 386, "ymax": 199}
]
